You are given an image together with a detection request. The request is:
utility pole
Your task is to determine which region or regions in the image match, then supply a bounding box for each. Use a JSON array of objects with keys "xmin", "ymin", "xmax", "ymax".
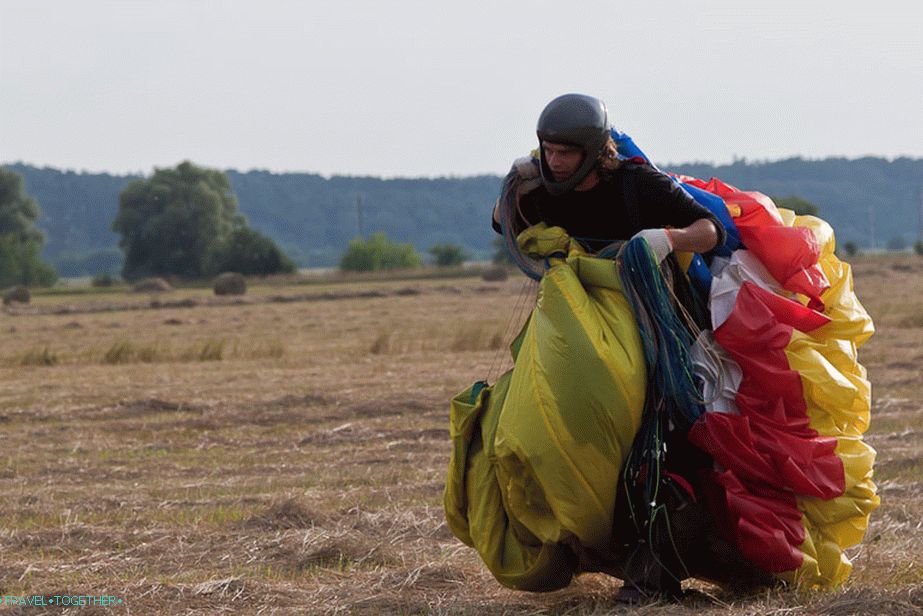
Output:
[
  {"xmin": 356, "ymin": 193, "xmax": 364, "ymax": 239},
  {"xmin": 867, "ymin": 204, "xmax": 875, "ymax": 251}
]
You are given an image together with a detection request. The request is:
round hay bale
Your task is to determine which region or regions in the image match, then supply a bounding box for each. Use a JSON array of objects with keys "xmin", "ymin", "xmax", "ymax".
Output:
[
  {"xmin": 481, "ymin": 266, "xmax": 509, "ymax": 282},
  {"xmin": 132, "ymin": 277, "xmax": 172, "ymax": 293},
  {"xmin": 213, "ymin": 272, "xmax": 246, "ymax": 296},
  {"xmin": 2, "ymin": 286, "xmax": 30, "ymax": 305}
]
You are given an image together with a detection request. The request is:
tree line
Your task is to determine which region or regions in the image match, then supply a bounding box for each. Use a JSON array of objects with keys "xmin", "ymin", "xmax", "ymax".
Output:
[
  {"xmin": 0, "ymin": 162, "xmax": 477, "ymax": 287},
  {"xmin": 3, "ymin": 155, "xmax": 923, "ymax": 284}
]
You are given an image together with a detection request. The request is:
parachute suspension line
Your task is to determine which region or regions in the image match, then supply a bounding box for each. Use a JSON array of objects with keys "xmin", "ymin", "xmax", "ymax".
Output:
[
  {"xmin": 617, "ymin": 237, "xmax": 705, "ymax": 578},
  {"xmin": 618, "ymin": 239, "xmax": 704, "ymax": 429},
  {"xmin": 643, "ymin": 497, "xmax": 691, "ymax": 585},
  {"xmin": 483, "ymin": 276, "xmax": 538, "ymax": 386},
  {"xmin": 479, "ymin": 164, "xmax": 542, "ymax": 385}
]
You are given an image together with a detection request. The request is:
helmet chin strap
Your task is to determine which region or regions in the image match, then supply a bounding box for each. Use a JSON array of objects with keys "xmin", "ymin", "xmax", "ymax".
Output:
[{"xmin": 540, "ymin": 153, "xmax": 600, "ymax": 195}]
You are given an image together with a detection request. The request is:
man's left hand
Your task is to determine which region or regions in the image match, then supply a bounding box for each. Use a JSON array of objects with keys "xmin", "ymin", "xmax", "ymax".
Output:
[{"xmin": 631, "ymin": 228, "xmax": 674, "ymax": 263}]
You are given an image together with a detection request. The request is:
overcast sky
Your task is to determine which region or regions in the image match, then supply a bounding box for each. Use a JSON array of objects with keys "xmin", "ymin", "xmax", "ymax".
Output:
[{"xmin": 2, "ymin": 1, "xmax": 921, "ymax": 177}]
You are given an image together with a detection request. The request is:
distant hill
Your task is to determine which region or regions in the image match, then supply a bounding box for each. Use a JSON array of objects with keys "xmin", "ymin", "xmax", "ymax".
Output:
[
  {"xmin": 224, "ymin": 170, "xmax": 500, "ymax": 268},
  {"xmin": 4, "ymin": 157, "xmax": 922, "ymax": 276}
]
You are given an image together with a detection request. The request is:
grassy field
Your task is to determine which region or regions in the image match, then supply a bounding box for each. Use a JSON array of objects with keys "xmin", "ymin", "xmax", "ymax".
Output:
[{"xmin": 0, "ymin": 256, "xmax": 921, "ymax": 615}]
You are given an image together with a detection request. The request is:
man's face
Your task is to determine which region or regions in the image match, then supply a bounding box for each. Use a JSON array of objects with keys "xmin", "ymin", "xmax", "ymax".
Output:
[{"xmin": 542, "ymin": 141, "xmax": 584, "ymax": 182}]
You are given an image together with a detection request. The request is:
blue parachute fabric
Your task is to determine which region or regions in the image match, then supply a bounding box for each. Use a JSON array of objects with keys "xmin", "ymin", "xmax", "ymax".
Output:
[
  {"xmin": 676, "ymin": 181, "xmax": 743, "ymax": 297},
  {"xmin": 611, "ymin": 127, "xmax": 650, "ymax": 162},
  {"xmin": 679, "ymin": 182, "xmax": 742, "ymax": 256},
  {"xmin": 686, "ymin": 253, "xmax": 713, "ymax": 298}
]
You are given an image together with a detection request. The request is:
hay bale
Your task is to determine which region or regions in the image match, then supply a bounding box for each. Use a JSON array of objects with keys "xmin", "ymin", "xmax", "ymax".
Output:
[
  {"xmin": 132, "ymin": 277, "xmax": 172, "ymax": 293},
  {"xmin": 213, "ymin": 272, "xmax": 246, "ymax": 296},
  {"xmin": 2, "ymin": 286, "xmax": 30, "ymax": 305},
  {"xmin": 481, "ymin": 266, "xmax": 509, "ymax": 282}
]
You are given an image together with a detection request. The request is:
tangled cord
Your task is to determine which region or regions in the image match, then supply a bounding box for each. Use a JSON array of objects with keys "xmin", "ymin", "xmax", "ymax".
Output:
[{"xmin": 617, "ymin": 237, "xmax": 706, "ymax": 581}]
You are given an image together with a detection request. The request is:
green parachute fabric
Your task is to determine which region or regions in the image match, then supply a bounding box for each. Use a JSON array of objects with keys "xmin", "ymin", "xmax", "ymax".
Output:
[{"xmin": 444, "ymin": 225, "xmax": 646, "ymax": 591}]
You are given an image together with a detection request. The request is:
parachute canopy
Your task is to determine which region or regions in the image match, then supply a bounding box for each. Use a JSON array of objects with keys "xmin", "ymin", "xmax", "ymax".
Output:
[{"xmin": 444, "ymin": 227, "xmax": 646, "ymax": 590}]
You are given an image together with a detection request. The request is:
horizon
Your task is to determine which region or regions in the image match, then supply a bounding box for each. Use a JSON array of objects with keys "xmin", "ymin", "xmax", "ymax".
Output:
[{"xmin": 5, "ymin": 151, "xmax": 921, "ymax": 181}]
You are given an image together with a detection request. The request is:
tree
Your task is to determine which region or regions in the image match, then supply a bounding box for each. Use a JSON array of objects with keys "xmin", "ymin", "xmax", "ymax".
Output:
[
  {"xmin": 340, "ymin": 232, "xmax": 421, "ymax": 272},
  {"xmin": 0, "ymin": 168, "xmax": 57, "ymax": 287},
  {"xmin": 429, "ymin": 243, "xmax": 468, "ymax": 267},
  {"xmin": 112, "ymin": 161, "xmax": 293, "ymax": 280},
  {"xmin": 914, "ymin": 241, "xmax": 923, "ymax": 256},
  {"xmin": 842, "ymin": 241, "xmax": 860, "ymax": 257},
  {"xmin": 772, "ymin": 195, "xmax": 820, "ymax": 216},
  {"xmin": 205, "ymin": 227, "xmax": 296, "ymax": 276}
]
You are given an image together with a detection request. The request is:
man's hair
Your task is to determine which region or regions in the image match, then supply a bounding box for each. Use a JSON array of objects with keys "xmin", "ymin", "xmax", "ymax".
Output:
[{"xmin": 597, "ymin": 136, "xmax": 623, "ymax": 176}]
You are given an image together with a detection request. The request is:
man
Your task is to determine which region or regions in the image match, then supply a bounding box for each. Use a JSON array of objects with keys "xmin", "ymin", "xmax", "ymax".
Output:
[
  {"xmin": 491, "ymin": 94, "xmax": 769, "ymax": 602},
  {"xmin": 493, "ymin": 93, "xmax": 724, "ymax": 265}
]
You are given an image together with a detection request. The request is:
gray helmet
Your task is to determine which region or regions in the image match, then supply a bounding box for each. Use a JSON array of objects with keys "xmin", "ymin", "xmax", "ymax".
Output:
[{"xmin": 536, "ymin": 93, "xmax": 610, "ymax": 195}]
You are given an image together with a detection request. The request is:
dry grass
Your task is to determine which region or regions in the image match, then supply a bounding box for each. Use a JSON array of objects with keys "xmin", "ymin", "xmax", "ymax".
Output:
[
  {"xmin": 0, "ymin": 258, "xmax": 920, "ymax": 614},
  {"xmin": 369, "ymin": 324, "xmax": 506, "ymax": 355},
  {"xmin": 5, "ymin": 337, "xmax": 287, "ymax": 367},
  {"xmin": 15, "ymin": 347, "xmax": 58, "ymax": 367}
]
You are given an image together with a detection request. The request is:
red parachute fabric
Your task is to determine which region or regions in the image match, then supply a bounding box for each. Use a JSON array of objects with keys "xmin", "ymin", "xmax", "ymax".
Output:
[
  {"xmin": 678, "ymin": 176, "xmax": 829, "ymax": 309},
  {"xmin": 701, "ymin": 470, "xmax": 805, "ymax": 573},
  {"xmin": 689, "ymin": 282, "xmax": 845, "ymax": 574}
]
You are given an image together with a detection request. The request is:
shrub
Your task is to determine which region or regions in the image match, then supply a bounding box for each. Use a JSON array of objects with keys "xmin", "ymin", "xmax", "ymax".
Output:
[
  {"xmin": 428, "ymin": 243, "xmax": 468, "ymax": 267},
  {"xmin": 481, "ymin": 266, "xmax": 509, "ymax": 282},
  {"xmin": 340, "ymin": 233, "xmax": 421, "ymax": 272},
  {"xmin": 842, "ymin": 241, "xmax": 859, "ymax": 257},
  {"xmin": 92, "ymin": 273, "xmax": 117, "ymax": 287},
  {"xmin": 205, "ymin": 227, "xmax": 296, "ymax": 277},
  {"xmin": 772, "ymin": 195, "xmax": 820, "ymax": 216}
]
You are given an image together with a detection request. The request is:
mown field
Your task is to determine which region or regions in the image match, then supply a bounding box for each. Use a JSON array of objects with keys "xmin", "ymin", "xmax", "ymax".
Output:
[{"xmin": 1, "ymin": 257, "xmax": 921, "ymax": 615}]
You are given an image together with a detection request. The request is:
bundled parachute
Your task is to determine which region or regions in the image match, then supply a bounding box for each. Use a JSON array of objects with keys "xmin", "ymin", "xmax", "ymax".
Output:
[
  {"xmin": 445, "ymin": 227, "xmax": 646, "ymax": 591},
  {"xmin": 680, "ymin": 176, "xmax": 877, "ymax": 587},
  {"xmin": 444, "ymin": 131, "xmax": 877, "ymax": 591}
]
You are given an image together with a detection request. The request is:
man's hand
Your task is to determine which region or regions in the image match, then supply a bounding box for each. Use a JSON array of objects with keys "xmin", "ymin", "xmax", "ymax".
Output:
[{"xmin": 631, "ymin": 228, "xmax": 674, "ymax": 263}]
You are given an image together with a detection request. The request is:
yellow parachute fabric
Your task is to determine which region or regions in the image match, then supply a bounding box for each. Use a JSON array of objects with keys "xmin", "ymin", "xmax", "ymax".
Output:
[
  {"xmin": 444, "ymin": 225, "xmax": 646, "ymax": 591},
  {"xmin": 777, "ymin": 212, "xmax": 879, "ymax": 588}
]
